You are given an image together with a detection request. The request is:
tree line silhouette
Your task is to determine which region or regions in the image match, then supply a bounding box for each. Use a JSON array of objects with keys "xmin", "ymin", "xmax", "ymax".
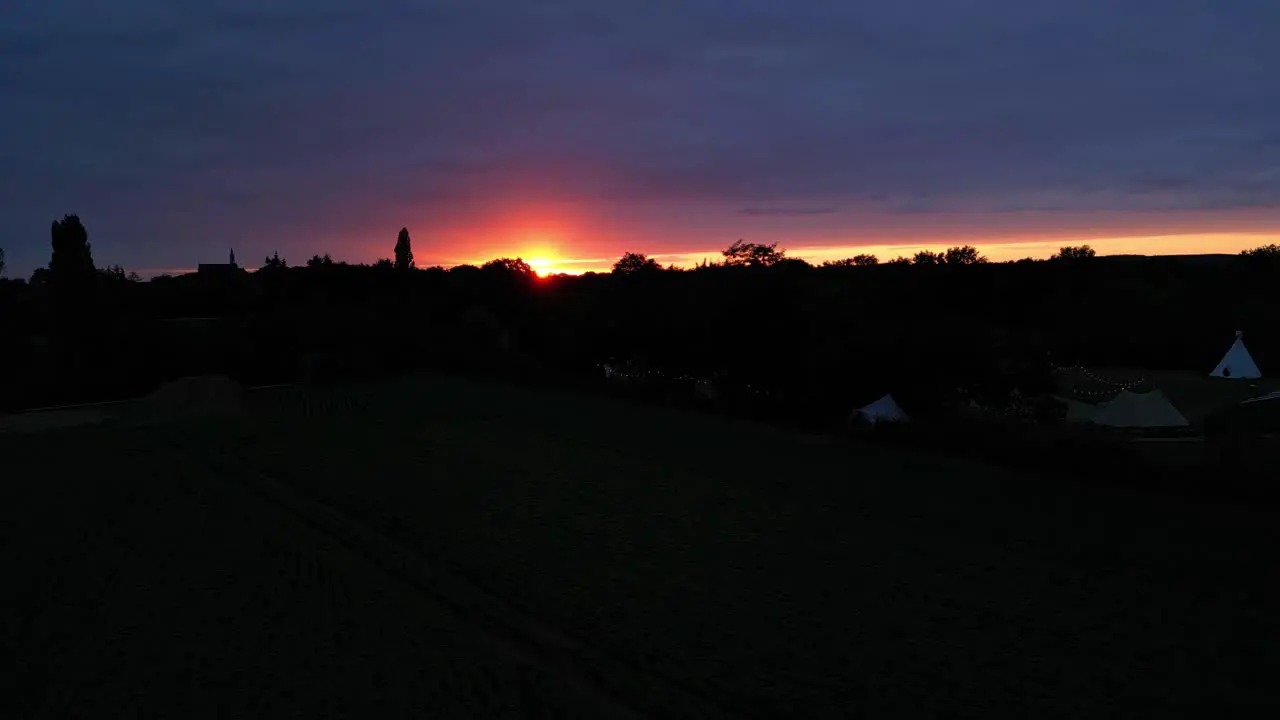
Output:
[{"xmin": 2, "ymin": 215, "xmax": 1279, "ymax": 431}]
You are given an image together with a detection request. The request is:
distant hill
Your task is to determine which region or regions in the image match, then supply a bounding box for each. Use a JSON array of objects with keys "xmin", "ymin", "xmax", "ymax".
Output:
[{"xmin": 1098, "ymin": 253, "xmax": 1238, "ymax": 267}]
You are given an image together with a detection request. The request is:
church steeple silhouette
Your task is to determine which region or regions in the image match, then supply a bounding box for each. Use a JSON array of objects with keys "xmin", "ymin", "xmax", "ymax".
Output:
[{"xmin": 229, "ymin": 248, "xmax": 236, "ymax": 266}]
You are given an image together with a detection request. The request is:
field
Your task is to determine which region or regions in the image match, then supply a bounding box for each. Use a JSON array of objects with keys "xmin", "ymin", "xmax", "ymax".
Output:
[
  {"xmin": 0, "ymin": 420, "xmax": 598, "ymax": 717},
  {"xmin": 5, "ymin": 373, "xmax": 1280, "ymax": 716}
]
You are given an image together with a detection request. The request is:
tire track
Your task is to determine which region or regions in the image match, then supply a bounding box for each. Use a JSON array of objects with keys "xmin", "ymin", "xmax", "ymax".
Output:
[{"xmin": 159, "ymin": 425, "xmax": 750, "ymax": 719}]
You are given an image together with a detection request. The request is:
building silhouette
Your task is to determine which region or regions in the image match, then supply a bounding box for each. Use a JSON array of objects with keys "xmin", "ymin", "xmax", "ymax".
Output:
[{"xmin": 197, "ymin": 249, "xmax": 243, "ymax": 278}]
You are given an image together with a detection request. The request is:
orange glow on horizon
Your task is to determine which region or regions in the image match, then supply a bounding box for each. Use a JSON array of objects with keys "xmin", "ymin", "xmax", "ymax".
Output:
[
  {"xmin": 526, "ymin": 257, "xmax": 566, "ymax": 277},
  {"xmin": 507, "ymin": 232, "xmax": 1280, "ymax": 273},
  {"xmin": 340, "ymin": 224, "xmax": 1279, "ymax": 278},
  {"xmin": 147, "ymin": 226, "xmax": 1275, "ymax": 280}
]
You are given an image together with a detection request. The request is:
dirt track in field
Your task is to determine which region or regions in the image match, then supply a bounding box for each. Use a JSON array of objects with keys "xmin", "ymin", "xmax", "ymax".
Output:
[
  {"xmin": 1, "ymin": 424, "xmax": 647, "ymax": 718},
  {"xmin": 159, "ymin": 427, "xmax": 747, "ymax": 719}
]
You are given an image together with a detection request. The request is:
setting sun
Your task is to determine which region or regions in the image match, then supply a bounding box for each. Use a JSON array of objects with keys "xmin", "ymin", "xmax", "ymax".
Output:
[
  {"xmin": 526, "ymin": 257, "xmax": 556, "ymax": 276},
  {"xmin": 524, "ymin": 256, "xmax": 591, "ymax": 277}
]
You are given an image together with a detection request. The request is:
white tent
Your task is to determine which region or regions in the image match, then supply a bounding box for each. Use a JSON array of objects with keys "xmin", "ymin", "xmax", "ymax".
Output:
[
  {"xmin": 1091, "ymin": 389, "xmax": 1189, "ymax": 428},
  {"xmin": 1210, "ymin": 331, "xmax": 1261, "ymax": 379},
  {"xmin": 854, "ymin": 394, "xmax": 909, "ymax": 424},
  {"xmin": 1053, "ymin": 395, "xmax": 1105, "ymax": 423}
]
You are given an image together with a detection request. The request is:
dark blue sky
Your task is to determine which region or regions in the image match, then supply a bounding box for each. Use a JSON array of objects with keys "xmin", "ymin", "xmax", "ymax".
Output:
[{"xmin": 3, "ymin": 1, "xmax": 1279, "ymax": 277}]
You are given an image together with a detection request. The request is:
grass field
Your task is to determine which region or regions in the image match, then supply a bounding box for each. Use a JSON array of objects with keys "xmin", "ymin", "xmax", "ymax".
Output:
[
  {"xmin": 0, "ymin": 419, "xmax": 604, "ymax": 718},
  {"xmin": 6, "ymin": 373, "xmax": 1280, "ymax": 716}
]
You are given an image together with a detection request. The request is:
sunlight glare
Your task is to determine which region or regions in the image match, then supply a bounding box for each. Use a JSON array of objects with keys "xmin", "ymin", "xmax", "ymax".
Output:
[{"xmin": 526, "ymin": 257, "xmax": 556, "ymax": 277}]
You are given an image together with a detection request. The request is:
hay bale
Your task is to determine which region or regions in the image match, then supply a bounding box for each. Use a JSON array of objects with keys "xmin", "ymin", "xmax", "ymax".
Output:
[{"xmin": 142, "ymin": 375, "xmax": 246, "ymax": 419}]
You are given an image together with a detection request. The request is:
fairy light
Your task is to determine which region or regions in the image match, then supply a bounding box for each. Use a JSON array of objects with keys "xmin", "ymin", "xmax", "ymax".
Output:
[
  {"xmin": 1054, "ymin": 364, "xmax": 1145, "ymax": 389},
  {"xmin": 598, "ymin": 360, "xmax": 773, "ymax": 397},
  {"xmin": 597, "ymin": 358, "xmax": 1152, "ymax": 410},
  {"xmin": 1051, "ymin": 363, "xmax": 1147, "ymax": 401}
]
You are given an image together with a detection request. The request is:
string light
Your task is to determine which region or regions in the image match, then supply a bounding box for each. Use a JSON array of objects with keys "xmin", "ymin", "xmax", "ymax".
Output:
[
  {"xmin": 1051, "ymin": 363, "xmax": 1146, "ymax": 401},
  {"xmin": 597, "ymin": 361, "xmax": 773, "ymax": 397},
  {"xmin": 596, "ymin": 359, "xmax": 1151, "ymax": 412},
  {"xmin": 1053, "ymin": 364, "xmax": 1145, "ymax": 389}
]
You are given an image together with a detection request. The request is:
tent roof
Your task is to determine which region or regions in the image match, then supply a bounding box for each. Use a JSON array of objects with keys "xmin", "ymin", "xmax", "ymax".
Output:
[
  {"xmin": 1091, "ymin": 389, "xmax": 1189, "ymax": 428},
  {"xmin": 856, "ymin": 393, "xmax": 909, "ymax": 423},
  {"xmin": 1210, "ymin": 331, "xmax": 1262, "ymax": 379},
  {"xmin": 1053, "ymin": 395, "xmax": 1104, "ymax": 423},
  {"xmin": 1242, "ymin": 391, "xmax": 1280, "ymax": 405}
]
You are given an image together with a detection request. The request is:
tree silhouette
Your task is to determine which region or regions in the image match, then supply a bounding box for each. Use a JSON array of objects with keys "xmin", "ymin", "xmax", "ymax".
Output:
[
  {"xmin": 823, "ymin": 254, "xmax": 879, "ymax": 267},
  {"xmin": 722, "ymin": 239, "xmax": 785, "ymax": 267},
  {"xmin": 1054, "ymin": 245, "xmax": 1097, "ymax": 261},
  {"xmin": 482, "ymin": 257, "xmax": 535, "ymax": 278},
  {"xmin": 1241, "ymin": 243, "xmax": 1280, "ymax": 258},
  {"xmin": 373, "ymin": 258, "xmax": 394, "ymax": 271},
  {"xmin": 912, "ymin": 250, "xmax": 941, "ymax": 265},
  {"xmin": 887, "ymin": 256, "xmax": 912, "ymax": 265},
  {"xmin": 942, "ymin": 245, "xmax": 987, "ymax": 265},
  {"xmin": 1237, "ymin": 244, "xmax": 1280, "ymax": 275},
  {"xmin": 773, "ymin": 257, "xmax": 813, "ymax": 271},
  {"xmin": 46, "ymin": 215, "xmax": 99, "ymax": 340},
  {"xmin": 613, "ymin": 252, "xmax": 662, "ymax": 274},
  {"xmin": 394, "ymin": 227, "xmax": 415, "ymax": 271},
  {"xmin": 307, "ymin": 253, "xmax": 334, "ymax": 268},
  {"xmin": 262, "ymin": 252, "xmax": 287, "ymax": 270},
  {"xmin": 98, "ymin": 265, "xmax": 128, "ymax": 283},
  {"xmin": 0, "ymin": 246, "xmax": 5, "ymax": 277},
  {"xmin": 49, "ymin": 214, "xmax": 96, "ymax": 285}
]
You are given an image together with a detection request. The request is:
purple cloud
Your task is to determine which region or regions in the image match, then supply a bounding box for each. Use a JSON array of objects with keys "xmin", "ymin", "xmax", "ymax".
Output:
[{"xmin": 0, "ymin": 0, "xmax": 1278, "ymax": 276}]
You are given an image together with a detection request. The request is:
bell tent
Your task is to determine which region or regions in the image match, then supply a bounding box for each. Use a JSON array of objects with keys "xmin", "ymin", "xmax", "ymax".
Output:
[{"xmin": 1091, "ymin": 389, "xmax": 1189, "ymax": 428}]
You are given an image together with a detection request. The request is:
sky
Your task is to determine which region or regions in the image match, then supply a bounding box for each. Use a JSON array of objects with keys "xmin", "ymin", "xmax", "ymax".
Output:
[{"xmin": 2, "ymin": 1, "xmax": 1279, "ymax": 278}]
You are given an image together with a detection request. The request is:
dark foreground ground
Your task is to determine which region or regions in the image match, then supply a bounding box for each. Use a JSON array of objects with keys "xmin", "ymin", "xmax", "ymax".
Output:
[{"xmin": 4, "ymin": 374, "xmax": 1280, "ymax": 717}]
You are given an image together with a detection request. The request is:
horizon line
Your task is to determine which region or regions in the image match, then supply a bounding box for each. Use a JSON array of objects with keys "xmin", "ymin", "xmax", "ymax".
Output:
[
  {"xmin": 8, "ymin": 230, "xmax": 1271, "ymax": 280},
  {"xmin": 109, "ymin": 245, "xmax": 1254, "ymax": 280}
]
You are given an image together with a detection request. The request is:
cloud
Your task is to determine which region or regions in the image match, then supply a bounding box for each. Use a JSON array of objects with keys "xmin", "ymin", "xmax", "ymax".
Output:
[
  {"xmin": 1, "ymin": 0, "xmax": 1279, "ymax": 276},
  {"xmin": 738, "ymin": 208, "xmax": 839, "ymax": 217}
]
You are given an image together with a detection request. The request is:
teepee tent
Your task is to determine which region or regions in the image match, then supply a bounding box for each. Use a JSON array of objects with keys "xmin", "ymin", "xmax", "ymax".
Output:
[
  {"xmin": 854, "ymin": 394, "xmax": 909, "ymax": 424},
  {"xmin": 1091, "ymin": 389, "xmax": 1189, "ymax": 428},
  {"xmin": 1210, "ymin": 331, "xmax": 1261, "ymax": 379}
]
